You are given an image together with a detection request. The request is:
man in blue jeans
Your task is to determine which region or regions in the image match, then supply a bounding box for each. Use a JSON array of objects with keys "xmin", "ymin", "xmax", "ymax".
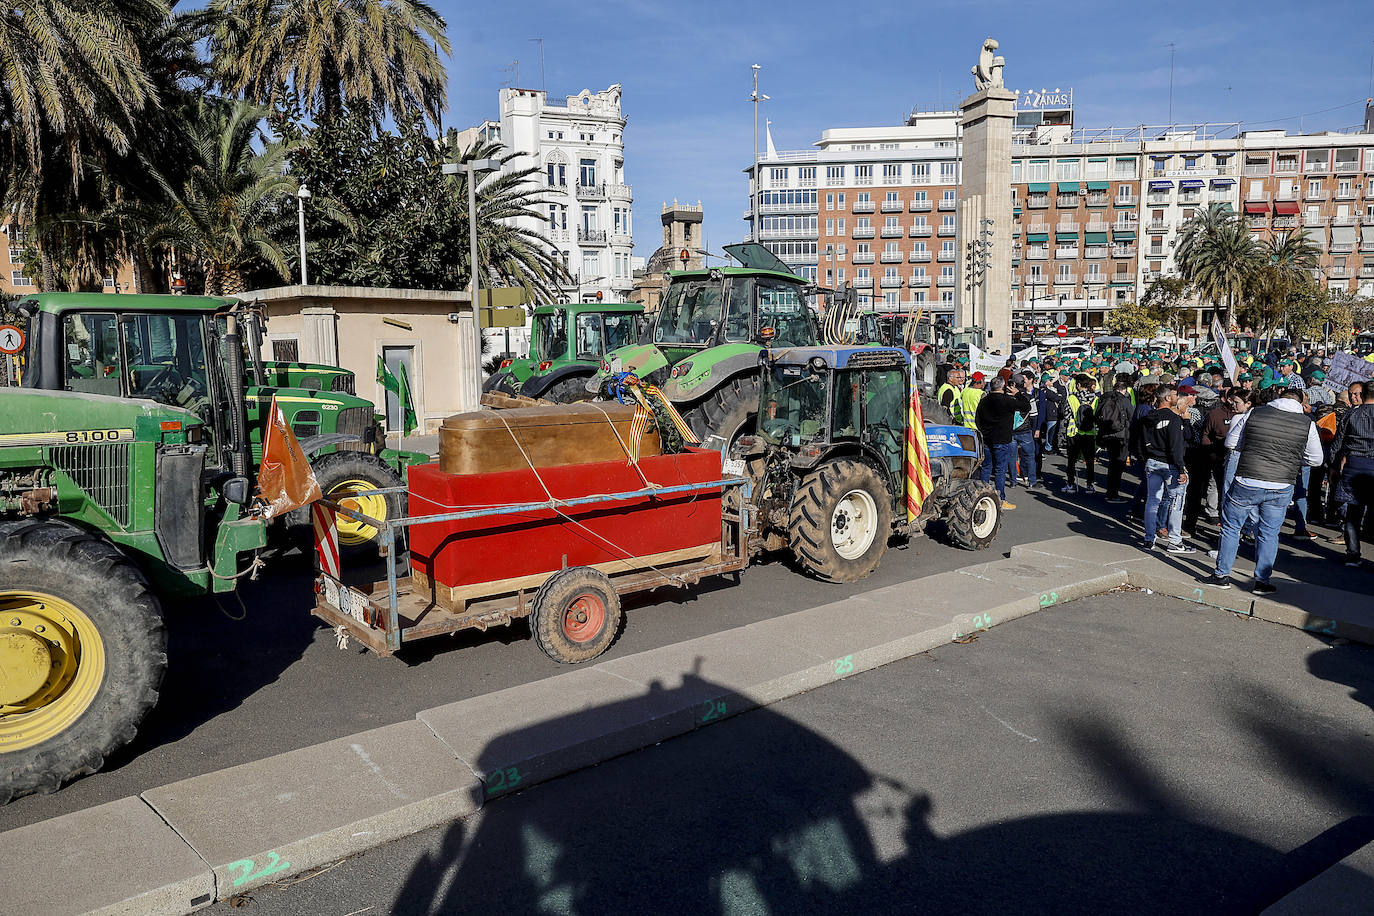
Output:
[
  {"xmin": 974, "ymin": 376, "xmax": 1030, "ymax": 509},
  {"xmin": 1200, "ymin": 386, "xmax": 1322, "ymax": 594}
]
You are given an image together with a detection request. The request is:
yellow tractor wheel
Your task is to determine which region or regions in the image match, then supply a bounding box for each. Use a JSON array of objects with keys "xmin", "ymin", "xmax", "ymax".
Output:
[
  {"xmin": 0, "ymin": 521, "xmax": 165, "ymax": 803},
  {"xmin": 309, "ymin": 452, "xmax": 407, "ymax": 558}
]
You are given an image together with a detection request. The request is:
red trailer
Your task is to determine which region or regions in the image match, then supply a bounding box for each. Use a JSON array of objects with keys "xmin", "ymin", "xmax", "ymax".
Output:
[{"xmin": 311, "ymin": 449, "xmax": 748, "ymax": 663}]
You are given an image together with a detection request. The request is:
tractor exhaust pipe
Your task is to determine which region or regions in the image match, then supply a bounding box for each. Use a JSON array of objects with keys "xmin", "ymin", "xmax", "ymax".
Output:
[{"xmin": 223, "ymin": 310, "xmax": 251, "ymax": 478}]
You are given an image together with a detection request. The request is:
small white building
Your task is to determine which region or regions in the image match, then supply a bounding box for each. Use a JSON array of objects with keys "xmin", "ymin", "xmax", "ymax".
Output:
[{"xmin": 493, "ymin": 85, "xmax": 634, "ymax": 304}]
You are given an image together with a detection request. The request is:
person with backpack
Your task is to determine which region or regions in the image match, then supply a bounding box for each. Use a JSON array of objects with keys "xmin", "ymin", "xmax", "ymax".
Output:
[
  {"xmin": 1097, "ymin": 372, "xmax": 1134, "ymax": 503},
  {"xmin": 1062, "ymin": 375, "xmax": 1100, "ymax": 494}
]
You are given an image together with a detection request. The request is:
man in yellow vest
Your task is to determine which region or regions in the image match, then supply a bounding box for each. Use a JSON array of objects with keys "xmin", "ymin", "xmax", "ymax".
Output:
[
  {"xmin": 1062, "ymin": 374, "xmax": 1100, "ymax": 494},
  {"xmin": 937, "ymin": 368, "xmax": 967, "ymax": 424},
  {"xmin": 961, "ymin": 372, "xmax": 986, "ymax": 425}
]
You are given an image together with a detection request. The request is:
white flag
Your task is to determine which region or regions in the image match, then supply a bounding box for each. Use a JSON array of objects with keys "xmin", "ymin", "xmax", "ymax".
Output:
[{"xmin": 1211, "ymin": 318, "xmax": 1238, "ymax": 382}]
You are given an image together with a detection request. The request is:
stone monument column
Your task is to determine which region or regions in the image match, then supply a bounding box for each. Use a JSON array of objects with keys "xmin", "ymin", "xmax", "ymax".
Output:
[{"xmin": 957, "ymin": 39, "xmax": 1016, "ymax": 351}]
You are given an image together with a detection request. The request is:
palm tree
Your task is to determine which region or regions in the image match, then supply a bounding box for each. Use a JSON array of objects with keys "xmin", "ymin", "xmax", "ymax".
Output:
[
  {"xmin": 208, "ymin": 0, "xmax": 450, "ymax": 125},
  {"xmin": 1175, "ymin": 203, "xmax": 1262, "ymax": 328},
  {"xmin": 453, "ymin": 139, "xmax": 570, "ymax": 300},
  {"xmin": 1242, "ymin": 230, "xmax": 1322, "ymax": 346},
  {"xmin": 1141, "ymin": 274, "xmax": 1194, "ymax": 351},
  {"xmin": 142, "ymin": 100, "xmax": 352, "ymax": 295}
]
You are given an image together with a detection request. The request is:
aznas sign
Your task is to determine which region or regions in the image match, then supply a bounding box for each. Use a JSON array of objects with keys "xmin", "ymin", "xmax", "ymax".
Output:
[{"xmin": 1017, "ymin": 88, "xmax": 1074, "ymax": 110}]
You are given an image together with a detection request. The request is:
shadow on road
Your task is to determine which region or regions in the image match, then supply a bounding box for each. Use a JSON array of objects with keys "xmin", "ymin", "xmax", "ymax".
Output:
[{"xmin": 385, "ymin": 670, "xmax": 1374, "ymax": 915}]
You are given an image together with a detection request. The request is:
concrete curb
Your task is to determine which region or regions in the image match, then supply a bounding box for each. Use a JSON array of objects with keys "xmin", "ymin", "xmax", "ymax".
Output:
[{"xmin": 5, "ymin": 533, "xmax": 1364, "ymax": 914}]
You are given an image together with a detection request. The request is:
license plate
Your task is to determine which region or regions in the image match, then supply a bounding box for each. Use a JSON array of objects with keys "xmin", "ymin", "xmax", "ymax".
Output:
[
  {"xmin": 322, "ymin": 577, "xmax": 367, "ymax": 625},
  {"xmin": 722, "ymin": 458, "xmax": 746, "ymax": 477}
]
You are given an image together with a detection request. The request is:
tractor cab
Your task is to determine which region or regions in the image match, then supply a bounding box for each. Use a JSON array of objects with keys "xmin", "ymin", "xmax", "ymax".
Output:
[{"xmin": 485, "ymin": 301, "xmax": 643, "ymax": 401}]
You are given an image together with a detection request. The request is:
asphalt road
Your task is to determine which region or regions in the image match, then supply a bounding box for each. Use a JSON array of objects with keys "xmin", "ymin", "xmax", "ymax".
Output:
[
  {"xmin": 3, "ymin": 452, "xmax": 1372, "ymax": 832},
  {"xmin": 207, "ymin": 592, "xmax": 1374, "ymax": 915}
]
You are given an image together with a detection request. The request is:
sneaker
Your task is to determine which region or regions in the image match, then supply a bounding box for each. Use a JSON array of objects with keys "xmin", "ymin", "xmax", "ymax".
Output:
[
  {"xmin": 1296, "ymin": 530, "xmax": 1320, "ymax": 541},
  {"xmin": 1197, "ymin": 573, "xmax": 1232, "ymax": 589},
  {"xmin": 1166, "ymin": 544, "xmax": 1197, "ymax": 555},
  {"xmin": 1207, "ymin": 549, "xmax": 1219, "ymax": 560},
  {"xmin": 1061, "ymin": 484, "xmax": 1078, "ymax": 494},
  {"xmin": 1106, "ymin": 496, "xmax": 1128, "ymax": 504},
  {"xmin": 1017, "ymin": 477, "xmax": 1030, "ymax": 486},
  {"xmin": 1001, "ymin": 501, "xmax": 1016, "ymax": 510},
  {"xmin": 1252, "ymin": 580, "xmax": 1277, "ymax": 596},
  {"xmin": 1343, "ymin": 555, "xmax": 1363, "ymax": 568},
  {"xmin": 1142, "ymin": 540, "xmax": 1157, "ymax": 550},
  {"xmin": 1082, "ymin": 484, "xmax": 1096, "ymax": 494}
]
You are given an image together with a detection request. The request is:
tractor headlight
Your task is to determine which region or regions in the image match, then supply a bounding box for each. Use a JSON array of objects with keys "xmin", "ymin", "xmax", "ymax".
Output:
[
  {"xmin": 672, "ymin": 360, "xmax": 696, "ymax": 380},
  {"xmin": 808, "ymin": 356, "xmax": 827, "ymax": 372}
]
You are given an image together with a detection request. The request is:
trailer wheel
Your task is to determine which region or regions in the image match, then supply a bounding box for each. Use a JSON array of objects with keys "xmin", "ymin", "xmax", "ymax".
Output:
[
  {"xmin": 788, "ymin": 459, "xmax": 893, "ymax": 583},
  {"xmin": 682, "ymin": 375, "xmax": 761, "ymax": 452},
  {"xmin": 531, "ymin": 568, "xmax": 623, "ymax": 664},
  {"xmin": 946, "ymin": 481, "xmax": 1002, "ymax": 550},
  {"xmin": 310, "ymin": 452, "xmax": 406, "ymax": 557},
  {"xmin": 0, "ymin": 520, "xmax": 166, "ymax": 804}
]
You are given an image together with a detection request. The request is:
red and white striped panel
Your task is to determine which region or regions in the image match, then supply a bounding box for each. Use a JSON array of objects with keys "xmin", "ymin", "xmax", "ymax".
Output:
[{"xmin": 312, "ymin": 503, "xmax": 340, "ymax": 578}]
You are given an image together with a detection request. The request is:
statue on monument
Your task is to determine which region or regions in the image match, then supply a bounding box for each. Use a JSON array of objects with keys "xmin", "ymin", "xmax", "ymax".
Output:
[{"xmin": 971, "ymin": 37, "xmax": 1005, "ymax": 91}]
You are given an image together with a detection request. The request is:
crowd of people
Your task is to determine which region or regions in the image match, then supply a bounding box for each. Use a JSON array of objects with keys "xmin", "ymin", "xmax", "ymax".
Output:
[{"xmin": 934, "ymin": 344, "xmax": 1374, "ymax": 594}]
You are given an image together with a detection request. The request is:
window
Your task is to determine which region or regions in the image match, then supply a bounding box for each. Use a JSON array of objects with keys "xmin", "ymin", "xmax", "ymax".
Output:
[
  {"xmin": 11, "ymin": 269, "xmax": 32, "ymax": 286},
  {"xmin": 581, "ymin": 251, "xmax": 599, "ymax": 279},
  {"xmin": 1027, "ymin": 160, "xmax": 1051, "ymax": 181},
  {"xmin": 102, "ymin": 274, "xmax": 117, "ymax": 288},
  {"xmin": 913, "ymin": 290, "xmax": 927, "ymax": 302},
  {"xmin": 885, "ymin": 216, "xmax": 899, "ymax": 230},
  {"xmin": 837, "ymin": 219, "xmax": 846, "ymax": 232},
  {"xmin": 770, "ymin": 167, "xmax": 788, "ymax": 186},
  {"xmin": 913, "ymin": 267, "xmax": 928, "ymax": 280},
  {"xmin": 1308, "ymin": 179, "xmax": 1323, "ymax": 198},
  {"xmin": 271, "ymin": 338, "xmax": 300, "ymax": 362},
  {"xmin": 941, "ymin": 215, "xmax": 956, "ymax": 230},
  {"xmin": 1085, "ymin": 159, "xmax": 1108, "ymax": 180},
  {"xmin": 940, "ymin": 240, "xmax": 956, "ymax": 257},
  {"xmin": 942, "ymin": 189, "xmax": 956, "ymax": 205},
  {"xmin": 1113, "ymin": 158, "xmax": 1137, "ymax": 179},
  {"xmin": 884, "ymin": 241, "xmax": 900, "ymax": 254},
  {"xmin": 1056, "ymin": 159, "xmax": 1081, "ymax": 180},
  {"xmin": 939, "ymin": 161, "xmax": 958, "ymax": 181},
  {"xmin": 1010, "ymin": 161, "xmax": 1023, "ymax": 183},
  {"xmin": 826, "ymin": 165, "xmax": 845, "ymax": 185},
  {"xmin": 613, "ymin": 207, "xmax": 630, "ymax": 235},
  {"xmin": 546, "ymin": 163, "xmax": 566, "ymax": 186},
  {"xmin": 579, "ymin": 158, "xmax": 596, "ymax": 187},
  {"xmin": 826, "ymin": 193, "xmax": 834, "ymax": 210},
  {"xmin": 856, "ymin": 217, "xmax": 871, "ymax": 230},
  {"xmin": 547, "ymin": 204, "xmax": 567, "ymax": 230},
  {"xmin": 883, "ymin": 164, "xmax": 902, "ymax": 183},
  {"xmin": 857, "ymin": 268, "xmax": 871, "ymax": 281},
  {"xmin": 884, "ymin": 191, "xmax": 899, "ymax": 205},
  {"xmin": 913, "ymin": 163, "xmax": 931, "ymax": 184},
  {"xmin": 581, "ymin": 206, "xmax": 598, "ymax": 232},
  {"xmin": 798, "ymin": 166, "xmax": 817, "ymax": 185},
  {"xmin": 1057, "ymin": 264, "xmax": 1072, "ymax": 279},
  {"xmin": 1116, "ymin": 184, "xmax": 1134, "ymax": 201},
  {"xmin": 855, "ymin": 165, "xmax": 873, "ymax": 185},
  {"xmin": 826, "ymin": 219, "xmax": 834, "ymax": 234},
  {"xmin": 857, "ymin": 192, "xmax": 872, "ymax": 204},
  {"xmin": 883, "ymin": 292, "xmax": 899, "ymax": 307}
]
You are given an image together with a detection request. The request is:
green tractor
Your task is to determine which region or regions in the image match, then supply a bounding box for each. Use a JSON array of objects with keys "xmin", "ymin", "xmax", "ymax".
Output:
[
  {"xmin": 0, "ymin": 306, "xmax": 272, "ymax": 802},
  {"xmin": 585, "ymin": 243, "xmax": 822, "ymax": 450},
  {"xmin": 731, "ymin": 345, "xmax": 1001, "ymax": 583},
  {"xmin": 14, "ymin": 293, "xmax": 422, "ymax": 555},
  {"xmin": 484, "ymin": 301, "xmax": 644, "ymax": 402}
]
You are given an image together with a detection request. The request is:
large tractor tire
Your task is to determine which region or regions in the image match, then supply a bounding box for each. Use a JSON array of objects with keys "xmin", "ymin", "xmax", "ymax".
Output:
[
  {"xmin": 311, "ymin": 452, "xmax": 407, "ymax": 559},
  {"xmin": 0, "ymin": 520, "xmax": 166, "ymax": 804},
  {"xmin": 530, "ymin": 567, "xmax": 623, "ymax": 664},
  {"xmin": 920, "ymin": 395, "xmax": 953, "ymax": 426},
  {"xmin": 945, "ymin": 480, "xmax": 1002, "ymax": 550},
  {"xmin": 682, "ymin": 375, "xmax": 762, "ymax": 452},
  {"xmin": 787, "ymin": 459, "xmax": 893, "ymax": 583},
  {"xmin": 541, "ymin": 376, "xmax": 593, "ymax": 404}
]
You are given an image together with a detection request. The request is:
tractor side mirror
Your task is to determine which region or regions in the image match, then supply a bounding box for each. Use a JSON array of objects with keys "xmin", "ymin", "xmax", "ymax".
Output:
[{"xmin": 221, "ymin": 476, "xmax": 251, "ymax": 505}]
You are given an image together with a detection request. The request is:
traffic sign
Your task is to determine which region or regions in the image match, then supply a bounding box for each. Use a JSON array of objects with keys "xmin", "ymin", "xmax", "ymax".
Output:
[
  {"xmin": 1055, "ymin": 325, "xmax": 1068, "ymax": 339},
  {"xmin": 1055, "ymin": 310, "xmax": 1068, "ymax": 326},
  {"xmin": 0, "ymin": 324, "xmax": 24, "ymax": 354}
]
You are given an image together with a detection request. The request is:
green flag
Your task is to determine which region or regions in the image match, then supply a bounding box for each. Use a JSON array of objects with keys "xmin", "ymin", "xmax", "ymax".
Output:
[{"xmin": 376, "ymin": 356, "xmax": 417, "ymax": 435}]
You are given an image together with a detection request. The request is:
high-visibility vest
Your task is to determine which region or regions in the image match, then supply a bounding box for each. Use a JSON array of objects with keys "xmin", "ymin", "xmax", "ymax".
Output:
[
  {"xmin": 937, "ymin": 382, "xmax": 965, "ymax": 423},
  {"xmin": 1065, "ymin": 392, "xmax": 1100, "ymax": 438},
  {"xmin": 961, "ymin": 386, "xmax": 984, "ymax": 423}
]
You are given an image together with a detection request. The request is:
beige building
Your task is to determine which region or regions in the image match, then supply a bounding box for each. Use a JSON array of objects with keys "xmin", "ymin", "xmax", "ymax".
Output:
[
  {"xmin": 241, "ymin": 284, "xmax": 480, "ymax": 434},
  {"xmin": 630, "ymin": 201, "xmax": 704, "ymax": 313}
]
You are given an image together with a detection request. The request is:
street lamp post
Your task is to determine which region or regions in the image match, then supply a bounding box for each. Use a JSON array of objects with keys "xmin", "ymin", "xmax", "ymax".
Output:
[
  {"xmin": 296, "ymin": 184, "xmax": 311, "ymax": 286},
  {"xmin": 749, "ymin": 65, "xmax": 769, "ymax": 244},
  {"xmin": 443, "ymin": 158, "xmax": 502, "ymax": 401}
]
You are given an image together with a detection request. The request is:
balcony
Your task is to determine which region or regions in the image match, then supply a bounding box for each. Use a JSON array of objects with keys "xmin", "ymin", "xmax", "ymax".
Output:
[
  {"xmin": 908, "ymin": 275, "xmax": 929, "ymax": 287},
  {"xmin": 1275, "ymin": 190, "xmax": 1299, "ymax": 201},
  {"xmin": 937, "ymin": 251, "xmax": 956, "ymax": 262},
  {"xmin": 1361, "ymin": 267, "xmax": 1374, "ymax": 278},
  {"xmin": 1144, "ymin": 270, "xmax": 1162, "ymax": 282},
  {"xmin": 937, "ymin": 225, "xmax": 957, "ymax": 237},
  {"xmin": 1086, "ymin": 194, "xmax": 1110, "ymax": 208},
  {"xmin": 577, "ymin": 228, "xmax": 607, "ymax": 245},
  {"xmin": 1086, "ymin": 221, "xmax": 1111, "ymax": 233},
  {"xmin": 881, "ymin": 200, "xmax": 904, "ymax": 212},
  {"xmin": 1146, "ymin": 193, "xmax": 1170, "ymax": 206},
  {"xmin": 1025, "ymin": 223, "xmax": 1050, "ymax": 235},
  {"xmin": 852, "ymin": 252, "xmax": 876, "ymax": 264},
  {"xmin": 1305, "ymin": 190, "xmax": 1328, "ymax": 202},
  {"xmin": 852, "ymin": 201, "xmax": 876, "ymax": 213},
  {"xmin": 1332, "ymin": 241, "xmax": 1356, "ymax": 254},
  {"xmin": 1026, "ymin": 250, "xmax": 1049, "ymax": 260},
  {"xmin": 1115, "ymin": 194, "xmax": 1138, "ymax": 207},
  {"xmin": 909, "ymin": 200, "xmax": 932, "ymax": 212},
  {"xmin": 1363, "ymin": 239, "xmax": 1374, "ymax": 253},
  {"xmin": 1180, "ymin": 193, "xmax": 1202, "ymax": 205},
  {"xmin": 880, "ymin": 226, "xmax": 904, "ymax": 238},
  {"xmin": 1335, "ymin": 160, "xmax": 1360, "ymax": 173},
  {"xmin": 1146, "ymin": 249, "xmax": 1166, "ymax": 259},
  {"xmin": 1332, "ymin": 213, "xmax": 1358, "ymax": 226},
  {"xmin": 759, "ymin": 226, "xmax": 816, "ymax": 240},
  {"xmin": 880, "ymin": 276, "xmax": 904, "ymax": 288},
  {"xmin": 1056, "ymin": 248, "xmax": 1080, "ymax": 259},
  {"xmin": 575, "ymin": 183, "xmax": 606, "ymax": 200},
  {"xmin": 1305, "ymin": 160, "xmax": 1330, "ymax": 174},
  {"xmin": 1056, "ymin": 195, "xmax": 1080, "ymax": 209},
  {"xmin": 1084, "ymin": 247, "xmax": 1108, "ymax": 259},
  {"xmin": 607, "ymin": 183, "xmax": 633, "ymax": 200},
  {"xmin": 1275, "ymin": 160, "xmax": 1300, "ymax": 174},
  {"xmin": 1113, "ymin": 222, "xmax": 1139, "ymax": 233},
  {"xmin": 1083, "ymin": 275, "xmax": 1106, "ymax": 286},
  {"xmin": 1052, "ymin": 274, "xmax": 1077, "ymax": 286},
  {"xmin": 938, "ymin": 199, "xmax": 958, "ymax": 211},
  {"xmin": 1056, "ymin": 221, "xmax": 1080, "ymax": 233},
  {"xmin": 909, "ymin": 251, "xmax": 931, "ymax": 262},
  {"xmin": 909, "ymin": 225, "xmax": 932, "ymax": 237},
  {"xmin": 1336, "ymin": 188, "xmax": 1358, "ymax": 200},
  {"xmin": 1026, "ymin": 197, "xmax": 1050, "ymax": 209},
  {"xmin": 1111, "ymin": 246, "xmax": 1136, "ymax": 259},
  {"xmin": 937, "ymin": 276, "xmax": 956, "ymax": 287},
  {"xmin": 1243, "ymin": 166, "xmax": 1270, "ymax": 179},
  {"xmin": 1147, "ymin": 220, "xmax": 1169, "ymax": 233},
  {"xmin": 880, "ymin": 251, "xmax": 904, "ymax": 263}
]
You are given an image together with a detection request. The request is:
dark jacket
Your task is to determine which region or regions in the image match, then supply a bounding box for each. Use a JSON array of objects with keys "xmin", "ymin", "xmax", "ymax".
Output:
[
  {"xmin": 975, "ymin": 391, "xmax": 1031, "ymax": 446},
  {"xmin": 1140, "ymin": 407, "xmax": 1187, "ymax": 470},
  {"xmin": 1035, "ymin": 384, "xmax": 1062, "ymax": 433},
  {"xmin": 1201, "ymin": 404, "xmax": 1239, "ymax": 457},
  {"xmin": 1097, "ymin": 390, "xmax": 1133, "ymax": 441},
  {"xmin": 1128, "ymin": 402, "xmax": 1155, "ymax": 459},
  {"xmin": 1333, "ymin": 404, "xmax": 1374, "ymax": 460}
]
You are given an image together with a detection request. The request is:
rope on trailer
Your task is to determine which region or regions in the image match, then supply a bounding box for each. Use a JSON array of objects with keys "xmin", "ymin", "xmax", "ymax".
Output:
[{"xmin": 494, "ymin": 411, "xmax": 690, "ymax": 588}]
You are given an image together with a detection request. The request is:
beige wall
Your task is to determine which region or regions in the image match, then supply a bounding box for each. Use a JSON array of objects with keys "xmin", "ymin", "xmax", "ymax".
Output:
[{"xmin": 242, "ymin": 285, "xmax": 479, "ymax": 434}]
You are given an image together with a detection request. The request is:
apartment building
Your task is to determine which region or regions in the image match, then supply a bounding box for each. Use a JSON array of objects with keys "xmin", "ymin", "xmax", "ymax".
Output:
[
  {"xmin": 1, "ymin": 219, "xmax": 135, "ymax": 297},
  {"xmin": 744, "ymin": 148, "xmax": 821, "ymax": 282},
  {"xmin": 747, "ymin": 94, "xmax": 1374, "ymax": 331},
  {"xmin": 491, "ymin": 85, "xmax": 634, "ymax": 303}
]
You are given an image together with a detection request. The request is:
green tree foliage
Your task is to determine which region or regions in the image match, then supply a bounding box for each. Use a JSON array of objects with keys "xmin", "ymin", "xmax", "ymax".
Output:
[
  {"xmin": 1175, "ymin": 203, "xmax": 1262, "ymax": 326},
  {"xmin": 1106, "ymin": 301, "xmax": 1159, "ymax": 340},
  {"xmin": 271, "ymin": 105, "xmax": 567, "ymax": 295},
  {"xmin": 1140, "ymin": 275, "xmax": 1194, "ymax": 350},
  {"xmin": 209, "ymin": 0, "xmax": 450, "ymax": 125}
]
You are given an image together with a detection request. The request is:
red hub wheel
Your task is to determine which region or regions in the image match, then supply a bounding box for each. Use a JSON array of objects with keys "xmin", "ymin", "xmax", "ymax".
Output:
[{"xmin": 561, "ymin": 593, "xmax": 606, "ymax": 644}]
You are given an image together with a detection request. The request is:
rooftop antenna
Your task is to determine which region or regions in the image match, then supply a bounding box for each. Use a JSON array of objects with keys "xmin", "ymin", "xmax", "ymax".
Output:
[
  {"xmin": 529, "ymin": 38, "xmax": 545, "ymax": 92},
  {"xmin": 749, "ymin": 65, "xmax": 769, "ymax": 244},
  {"xmin": 1167, "ymin": 42, "xmax": 1176, "ymax": 127}
]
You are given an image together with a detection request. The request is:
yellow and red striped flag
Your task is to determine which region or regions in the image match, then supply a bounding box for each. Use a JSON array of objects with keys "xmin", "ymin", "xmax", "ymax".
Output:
[{"xmin": 905, "ymin": 370, "xmax": 935, "ymax": 523}]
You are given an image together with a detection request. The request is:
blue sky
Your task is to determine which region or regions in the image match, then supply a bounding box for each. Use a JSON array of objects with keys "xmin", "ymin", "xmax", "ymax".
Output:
[{"xmin": 443, "ymin": 0, "xmax": 1374, "ymax": 260}]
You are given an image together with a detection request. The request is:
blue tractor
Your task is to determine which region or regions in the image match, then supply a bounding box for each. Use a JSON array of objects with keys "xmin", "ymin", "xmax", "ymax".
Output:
[{"xmin": 730, "ymin": 346, "xmax": 1001, "ymax": 582}]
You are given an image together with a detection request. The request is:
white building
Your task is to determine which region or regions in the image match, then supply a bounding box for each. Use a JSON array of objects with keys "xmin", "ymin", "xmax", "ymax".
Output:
[{"xmin": 494, "ymin": 85, "xmax": 634, "ymax": 303}]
